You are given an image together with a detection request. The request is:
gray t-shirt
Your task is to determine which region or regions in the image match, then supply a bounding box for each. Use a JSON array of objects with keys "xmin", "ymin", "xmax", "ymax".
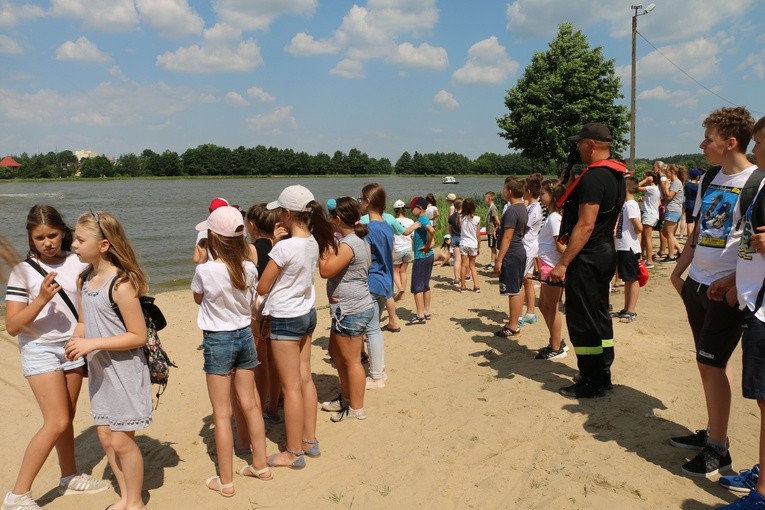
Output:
[
  {"xmin": 667, "ymin": 178, "xmax": 684, "ymax": 212},
  {"xmin": 327, "ymin": 233, "xmax": 373, "ymax": 318}
]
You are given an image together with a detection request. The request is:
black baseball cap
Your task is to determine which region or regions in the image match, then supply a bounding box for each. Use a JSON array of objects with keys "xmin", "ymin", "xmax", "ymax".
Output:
[{"xmin": 568, "ymin": 123, "xmax": 613, "ymax": 142}]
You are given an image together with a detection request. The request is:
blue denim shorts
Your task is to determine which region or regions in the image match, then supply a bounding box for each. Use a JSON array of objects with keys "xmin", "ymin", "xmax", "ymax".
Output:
[
  {"xmin": 331, "ymin": 306, "xmax": 375, "ymax": 337},
  {"xmin": 664, "ymin": 210, "xmax": 682, "ymax": 223},
  {"xmin": 21, "ymin": 339, "xmax": 85, "ymax": 377},
  {"xmin": 202, "ymin": 326, "xmax": 259, "ymax": 375},
  {"xmin": 270, "ymin": 308, "xmax": 317, "ymax": 341}
]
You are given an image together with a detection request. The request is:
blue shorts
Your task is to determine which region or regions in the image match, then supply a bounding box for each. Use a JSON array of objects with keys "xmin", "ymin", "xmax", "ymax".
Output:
[
  {"xmin": 21, "ymin": 339, "xmax": 85, "ymax": 377},
  {"xmin": 664, "ymin": 210, "xmax": 682, "ymax": 223},
  {"xmin": 331, "ymin": 307, "xmax": 375, "ymax": 337},
  {"xmin": 202, "ymin": 326, "xmax": 259, "ymax": 375},
  {"xmin": 411, "ymin": 255, "xmax": 434, "ymax": 293},
  {"xmin": 270, "ymin": 308, "xmax": 317, "ymax": 341}
]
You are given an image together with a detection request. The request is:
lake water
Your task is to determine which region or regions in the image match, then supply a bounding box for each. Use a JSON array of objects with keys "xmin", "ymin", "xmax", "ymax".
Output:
[{"xmin": 0, "ymin": 176, "xmax": 503, "ymax": 291}]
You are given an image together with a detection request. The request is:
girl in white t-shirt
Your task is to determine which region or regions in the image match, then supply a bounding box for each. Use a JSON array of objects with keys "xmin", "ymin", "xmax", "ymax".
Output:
[
  {"xmin": 535, "ymin": 181, "xmax": 568, "ymax": 361},
  {"xmin": 639, "ymin": 172, "xmax": 662, "ymax": 267},
  {"xmin": 425, "ymin": 193, "xmax": 440, "ymax": 229},
  {"xmin": 257, "ymin": 185, "xmax": 335, "ymax": 469},
  {"xmin": 192, "ymin": 206, "xmax": 271, "ymax": 495},
  {"xmin": 458, "ymin": 198, "xmax": 481, "ymax": 292},
  {"xmin": 4, "ymin": 205, "xmax": 107, "ymax": 510},
  {"xmin": 393, "ymin": 202, "xmax": 414, "ymax": 298}
]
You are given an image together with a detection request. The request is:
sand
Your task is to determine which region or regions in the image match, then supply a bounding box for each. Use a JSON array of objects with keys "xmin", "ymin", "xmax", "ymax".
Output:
[{"xmin": 0, "ymin": 251, "xmax": 757, "ymax": 509}]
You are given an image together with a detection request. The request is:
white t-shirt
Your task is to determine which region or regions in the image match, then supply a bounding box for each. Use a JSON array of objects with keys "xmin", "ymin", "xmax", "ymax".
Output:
[
  {"xmin": 5, "ymin": 253, "xmax": 88, "ymax": 345},
  {"xmin": 393, "ymin": 217, "xmax": 414, "ymax": 253},
  {"xmin": 459, "ymin": 214, "xmax": 481, "ymax": 249},
  {"xmin": 615, "ymin": 199, "xmax": 642, "ymax": 253},
  {"xmin": 641, "ymin": 185, "xmax": 660, "ymax": 223},
  {"xmin": 538, "ymin": 212, "xmax": 562, "ymax": 266},
  {"xmin": 262, "ymin": 236, "xmax": 319, "ymax": 318},
  {"xmin": 737, "ymin": 180, "xmax": 765, "ymax": 322},
  {"xmin": 523, "ymin": 202, "xmax": 543, "ymax": 257},
  {"xmin": 690, "ymin": 165, "xmax": 757, "ymax": 285},
  {"xmin": 191, "ymin": 260, "xmax": 258, "ymax": 331}
]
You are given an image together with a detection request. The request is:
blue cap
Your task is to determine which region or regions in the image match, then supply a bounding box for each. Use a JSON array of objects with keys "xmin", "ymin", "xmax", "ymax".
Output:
[{"xmin": 326, "ymin": 198, "xmax": 337, "ymax": 212}]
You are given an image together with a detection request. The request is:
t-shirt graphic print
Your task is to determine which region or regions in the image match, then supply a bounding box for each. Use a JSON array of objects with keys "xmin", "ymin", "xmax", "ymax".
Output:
[{"xmin": 698, "ymin": 183, "xmax": 742, "ymax": 249}]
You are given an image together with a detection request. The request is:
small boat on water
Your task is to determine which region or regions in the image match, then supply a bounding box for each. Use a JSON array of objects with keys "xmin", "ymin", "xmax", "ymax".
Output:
[{"xmin": 442, "ymin": 176, "xmax": 459, "ymax": 184}]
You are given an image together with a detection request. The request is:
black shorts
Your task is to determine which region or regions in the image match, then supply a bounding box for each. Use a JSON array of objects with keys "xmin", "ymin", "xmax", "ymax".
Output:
[
  {"xmin": 616, "ymin": 250, "xmax": 640, "ymax": 283},
  {"xmin": 487, "ymin": 233, "xmax": 497, "ymax": 249},
  {"xmin": 685, "ymin": 209, "xmax": 695, "ymax": 224},
  {"xmin": 681, "ymin": 277, "xmax": 744, "ymax": 368},
  {"xmin": 499, "ymin": 250, "xmax": 525, "ymax": 296},
  {"xmin": 742, "ymin": 316, "xmax": 765, "ymax": 400},
  {"xmin": 411, "ymin": 255, "xmax": 434, "ymax": 293}
]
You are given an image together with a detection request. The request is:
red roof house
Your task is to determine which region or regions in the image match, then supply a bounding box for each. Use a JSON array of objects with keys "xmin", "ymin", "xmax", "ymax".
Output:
[{"xmin": 0, "ymin": 156, "xmax": 20, "ymax": 168}]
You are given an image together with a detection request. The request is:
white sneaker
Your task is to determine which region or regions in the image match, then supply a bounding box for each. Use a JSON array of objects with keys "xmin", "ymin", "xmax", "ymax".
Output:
[
  {"xmin": 366, "ymin": 376, "xmax": 385, "ymax": 389},
  {"xmin": 2, "ymin": 492, "xmax": 40, "ymax": 510},
  {"xmin": 331, "ymin": 406, "xmax": 367, "ymax": 422},
  {"xmin": 58, "ymin": 473, "xmax": 110, "ymax": 496},
  {"xmin": 320, "ymin": 394, "xmax": 345, "ymax": 412}
]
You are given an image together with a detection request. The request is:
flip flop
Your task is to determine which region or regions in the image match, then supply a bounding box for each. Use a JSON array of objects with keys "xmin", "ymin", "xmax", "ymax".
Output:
[
  {"xmin": 206, "ymin": 476, "xmax": 235, "ymax": 497},
  {"xmin": 384, "ymin": 324, "xmax": 401, "ymax": 333}
]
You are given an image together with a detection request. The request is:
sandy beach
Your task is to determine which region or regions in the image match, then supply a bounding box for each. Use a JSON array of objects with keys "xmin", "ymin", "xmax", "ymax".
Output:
[{"xmin": 0, "ymin": 251, "xmax": 757, "ymax": 509}]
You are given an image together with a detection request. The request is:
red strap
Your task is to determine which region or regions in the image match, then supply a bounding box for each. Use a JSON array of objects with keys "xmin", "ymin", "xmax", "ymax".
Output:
[{"xmin": 555, "ymin": 159, "xmax": 627, "ymax": 209}]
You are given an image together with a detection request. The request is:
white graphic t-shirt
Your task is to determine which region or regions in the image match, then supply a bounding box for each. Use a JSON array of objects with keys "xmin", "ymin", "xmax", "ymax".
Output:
[
  {"xmin": 689, "ymin": 165, "xmax": 757, "ymax": 285},
  {"xmin": 615, "ymin": 199, "xmax": 641, "ymax": 253},
  {"xmin": 737, "ymin": 180, "xmax": 765, "ymax": 322}
]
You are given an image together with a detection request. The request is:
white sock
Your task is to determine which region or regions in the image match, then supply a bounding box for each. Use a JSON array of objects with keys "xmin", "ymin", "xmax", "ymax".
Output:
[{"xmin": 5, "ymin": 492, "xmax": 20, "ymax": 504}]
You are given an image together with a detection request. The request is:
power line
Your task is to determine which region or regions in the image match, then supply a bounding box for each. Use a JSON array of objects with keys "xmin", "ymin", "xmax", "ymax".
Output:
[{"xmin": 636, "ymin": 31, "xmax": 763, "ymax": 115}]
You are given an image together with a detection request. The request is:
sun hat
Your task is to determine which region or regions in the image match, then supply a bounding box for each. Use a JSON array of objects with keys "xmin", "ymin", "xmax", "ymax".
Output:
[
  {"xmin": 393, "ymin": 199, "xmax": 406, "ymax": 208},
  {"xmin": 267, "ymin": 185, "xmax": 315, "ymax": 212},
  {"xmin": 446, "ymin": 193, "xmax": 457, "ymax": 201},
  {"xmin": 208, "ymin": 197, "xmax": 229, "ymax": 212},
  {"xmin": 568, "ymin": 123, "xmax": 613, "ymax": 142},
  {"xmin": 196, "ymin": 206, "xmax": 244, "ymax": 237},
  {"xmin": 444, "ymin": 234, "xmax": 451, "ymax": 239},
  {"xmin": 406, "ymin": 197, "xmax": 428, "ymax": 209}
]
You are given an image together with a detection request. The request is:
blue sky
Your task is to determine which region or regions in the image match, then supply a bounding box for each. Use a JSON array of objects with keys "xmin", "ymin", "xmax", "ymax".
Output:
[{"xmin": 1, "ymin": 0, "xmax": 764, "ymax": 163}]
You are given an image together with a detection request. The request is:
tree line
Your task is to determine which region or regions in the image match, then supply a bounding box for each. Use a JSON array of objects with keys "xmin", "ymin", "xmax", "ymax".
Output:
[{"xmin": 1, "ymin": 145, "xmax": 566, "ymax": 179}]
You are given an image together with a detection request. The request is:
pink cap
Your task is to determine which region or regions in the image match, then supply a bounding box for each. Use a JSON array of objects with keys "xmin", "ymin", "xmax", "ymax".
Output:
[{"xmin": 196, "ymin": 206, "xmax": 244, "ymax": 237}]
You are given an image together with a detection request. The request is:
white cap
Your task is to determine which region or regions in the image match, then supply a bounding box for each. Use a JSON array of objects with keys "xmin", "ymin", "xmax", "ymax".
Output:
[
  {"xmin": 393, "ymin": 199, "xmax": 405, "ymax": 208},
  {"xmin": 195, "ymin": 206, "xmax": 244, "ymax": 237},
  {"xmin": 267, "ymin": 185, "xmax": 315, "ymax": 212}
]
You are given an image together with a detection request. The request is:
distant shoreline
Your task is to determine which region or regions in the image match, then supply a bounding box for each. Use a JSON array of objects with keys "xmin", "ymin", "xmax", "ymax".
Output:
[{"xmin": 0, "ymin": 174, "xmax": 524, "ymax": 184}]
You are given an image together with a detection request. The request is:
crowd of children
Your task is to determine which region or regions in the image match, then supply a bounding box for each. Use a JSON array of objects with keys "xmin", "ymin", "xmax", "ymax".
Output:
[{"xmin": 6, "ymin": 110, "xmax": 765, "ymax": 509}]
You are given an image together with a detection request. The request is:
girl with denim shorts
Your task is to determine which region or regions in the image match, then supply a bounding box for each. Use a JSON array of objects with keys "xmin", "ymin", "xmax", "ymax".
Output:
[
  {"xmin": 4, "ymin": 205, "xmax": 108, "ymax": 510},
  {"xmin": 319, "ymin": 197, "xmax": 375, "ymax": 422},
  {"xmin": 192, "ymin": 206, "xmax": 272, "ymax": 496},
  {"xmin": 257, "ymin": 185, "xmax": 335, "ymax": 469}
]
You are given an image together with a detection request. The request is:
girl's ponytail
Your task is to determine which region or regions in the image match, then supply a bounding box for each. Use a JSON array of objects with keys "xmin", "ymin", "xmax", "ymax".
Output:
[
  {"xmin": 335, "ymin": 197, "xmax": 368, "ymax": 239},
  {"xmin": 307, "ymin": 201, "xmax": 336, "ymax": 255}
]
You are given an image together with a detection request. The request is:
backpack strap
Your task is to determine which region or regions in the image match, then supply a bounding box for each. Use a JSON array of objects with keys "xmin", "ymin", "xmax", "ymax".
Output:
[
  {"xmin": 736, "ymin": 168, "xmax": 765, "ymax": 230},
  {"xmin": 24, "ymin": 258, "xmax": 79, "ymax": 322}
]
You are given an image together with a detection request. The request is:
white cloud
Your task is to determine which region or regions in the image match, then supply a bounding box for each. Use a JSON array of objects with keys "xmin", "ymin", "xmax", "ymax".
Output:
[
  {"xmin": 214, "ymin": 0, "xmax": 317, "ymax": 31},
  {"xmin": 50, "ymin": 0, "xmax": 138, "ymax": 32},
  {"xmin": 433, "ymin": 90, "xmax": 458, "ymax": 111},
  {"xmin": 55, "ymin": 37, "xmax": 110, "ymax": 63},
  {"xmin": 0, "ymin": 79, "xmax": 200, "ymax": 127},
  {"xmin": 293, "ymin": 0, "xmax": 442, "ymax": 76},
  {"xmin": 136, "ymin": 0, "xmax": 204, "ymax": 39},
  {"xmin": 156, "ymin": 23, "xmax": 263, "ymax": 73},
  {"xmin": 285, "ymin": 32, "xmax": 340, "ymax": 56},
  {"xmin": 639, "ymin": 86, "xmax": 698, "ymax": 108},
  {"xmin": 431, "ymin": 127, "xmax": 442, "ymax": 133},
  {"xmin": 330, "ymin": 58, "xmax": 365, "ymax": 79},
  {"xmin": 452, "ymin": 36, "xmax": 518, "ymax": 86},
  {"xmin": 505, "ymin": 0, "xmax": 754, "ymax": 43},
  {"xmin": 0, "ymin": 1, "xmax": 45, "ymax": 29},
  {"xmin": 246, "ymin": 86, "xmax": 275, "ymax": 103},
  {"xmin": 629, "ymin": 38, "xmax": 722, "ymax": 83},
  {"xmin": 108, "ymin": 65, "xmax": 128, "ymax": 81},
  {"xmin": 737, "ymin": 49, "xmax": 765, "ymax": 79},
  {"xmin": 0, "ymin": 34, "xmax": 22, "ymax": 54},
  {"xmin": 386, "ymin": 42, "xmax": 448, "ymax": 70},
  {"xmin": 246, "ymin": 105, "xmax": 296, "ymax": 133},
  {"xmin": 225, "ymin": 91, "xmax": 249, "ymax": 106}
]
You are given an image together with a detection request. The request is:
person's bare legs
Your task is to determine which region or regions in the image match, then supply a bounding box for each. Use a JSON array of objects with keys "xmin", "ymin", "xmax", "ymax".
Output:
[
  {"xmin": 206, "ymin": 374, "xmax": 235, "ymax": 489},
  {"xmin": 641, "ymin": 225, "xmax": 654, "ymax": 265},
  {"xmin": 268, "ymin": 340, "xmax": 304, "ymax": 465},
  {"xmin": 505, "ymin": 294, "xmax": 522, "ymax": 330},
  {"xmin": 623, "ymin": 280, "xmax": 640, "ymax": 313},
  {"xmin": 298, "ymin": 334, "xmax": 318, "ymax": 444},
  {"xmin": 384, "ymin": 297, "xmax": 400, "ymax": 330},
  {"xmin": 98, "ymin": 427, "xmax": 146, "ymax": 509},
  {"xmin": 332, "ymin": 332, "xmax": 365, "ymax": 409},
  {"xmin": 423, "ymin": 289, "xmax": 431, "ymax": 317},
  {"xmin": 232, "ymin": 368, "xmax": 269, "ymax": 472},
  {"xmin": 699, "ymin": 362, "xmax": 732, "ymax": 448},
  {"xmin": 468, "ymin": 256, "xmax": 479, "ymax": 290},
  {"xmin": 523, "ymin": 276, "xmax": 536, "ymax": 315},
  {"xmin": 539, "ymin": 285, "xmax": 564, "ymax": 350},
  {"xmin": 755, "ymin": 400, "xmax": 765, "ymax": 497},
  {"xmin": 452, "ymin": 249, "xmax": 462, "ymax": 284},
  {"xmin": 664, "ymin": 221, "xmax": 679, "ymax": 258}
]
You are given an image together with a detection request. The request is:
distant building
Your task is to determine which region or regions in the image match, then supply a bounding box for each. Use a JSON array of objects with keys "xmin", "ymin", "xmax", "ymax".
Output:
[
  {"xmin": 75, "ymin": 149, "xmax": 99, "ymax": 161},
  {"xmin": 0, "ymin": 156, "xmax": 20, "ymax": 169}
]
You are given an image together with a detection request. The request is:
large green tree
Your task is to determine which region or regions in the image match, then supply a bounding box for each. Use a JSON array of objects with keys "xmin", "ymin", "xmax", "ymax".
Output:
[{"xmin": 497, "ymin": 23, "xmax": 629, "ymax": 165}]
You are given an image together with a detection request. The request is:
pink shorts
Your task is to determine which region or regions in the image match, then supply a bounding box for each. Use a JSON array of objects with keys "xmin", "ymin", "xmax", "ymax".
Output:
[{"xmin": 538, "ymin": 259, "xmax": 554, "ymax": 282}]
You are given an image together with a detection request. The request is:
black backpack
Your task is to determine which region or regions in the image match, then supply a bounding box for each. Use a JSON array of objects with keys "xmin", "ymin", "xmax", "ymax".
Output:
[{"xmin": 696, "ymin": 165, "xmax": 765, "ymax": 228}]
